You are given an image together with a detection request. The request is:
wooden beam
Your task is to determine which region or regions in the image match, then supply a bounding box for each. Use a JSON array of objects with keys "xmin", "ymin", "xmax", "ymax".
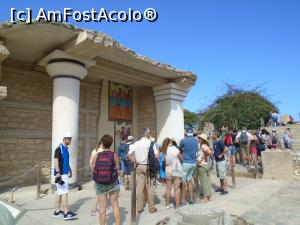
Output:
[
  {"xmin": 95, "ymin": 57, "xmax": 166, "ymax": 83},
  {"xmin": 88, "ymin": 68, "xmax": 156, "ymax": 87},
  {"xmin": 94, "ymin": 57, "xmax": 167, "ymax": 86}
]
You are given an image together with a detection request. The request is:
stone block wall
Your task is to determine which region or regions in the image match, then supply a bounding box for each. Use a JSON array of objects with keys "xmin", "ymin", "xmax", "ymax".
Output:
[
  {"xmin": 262, "ymin": 150, "xmax": 294, "ymax": 180},
  {"xmin": 0, "ymin": 63, "xmax": 101, "ymax": 187},
  {"xmin": 136, "ymin": 87, "xmax": 157, "ymax": 139}
]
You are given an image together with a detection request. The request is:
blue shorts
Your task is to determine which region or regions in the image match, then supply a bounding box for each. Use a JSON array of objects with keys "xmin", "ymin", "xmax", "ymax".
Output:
[
  {"xmin": 120, "ymin": 159, "xmax": 125, "ymax": 172},
  {"xmin": 182, "ymin": 163, "xmax": 196, "ymax": 182},
  {"xmin": 124, "ymin": 160, "xmax": 134, "ymax": 175},
  {"xmin": 257, "ymin": 144, "xmax": 265, "ymax": 157},
  {"xmin": 227, "ymin": 146, "xmax": 236, "ymax": 157}
]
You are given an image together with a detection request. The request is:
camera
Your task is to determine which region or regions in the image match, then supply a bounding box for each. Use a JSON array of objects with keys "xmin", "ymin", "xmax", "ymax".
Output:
[{"xmin": 55, "ymin": 176, "xmax": 65, "ymax": 185}]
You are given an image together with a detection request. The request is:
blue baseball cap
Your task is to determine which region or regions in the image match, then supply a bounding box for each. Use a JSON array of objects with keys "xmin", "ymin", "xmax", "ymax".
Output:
[{"xmin": 186, "ymin": 128, "xmax": 193, "ymax": 137}]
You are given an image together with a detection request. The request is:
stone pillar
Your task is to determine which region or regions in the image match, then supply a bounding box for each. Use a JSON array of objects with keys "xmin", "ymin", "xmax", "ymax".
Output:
[
  {"xmin": 46, "ymin": 59, "xmax": 88, "ymax": 184},
  {"xmin": 0, "ymin": 40, "xmax": 9, "ymax": 100},
  {"xmin": 153, "ymin": 83, "xmax": 189, "ymax": 145}
]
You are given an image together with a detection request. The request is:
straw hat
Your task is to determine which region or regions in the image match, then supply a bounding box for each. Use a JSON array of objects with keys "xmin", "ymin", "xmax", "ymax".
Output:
[{"xmin": 198, "ymin": 133, "xmax": 209, "ymax": 143}]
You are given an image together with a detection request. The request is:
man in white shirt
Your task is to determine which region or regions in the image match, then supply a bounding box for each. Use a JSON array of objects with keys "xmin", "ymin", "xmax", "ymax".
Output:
[
  {"xmin": 236, "ymin": 128, "xmax": 252, "ymax": 165},
  {"xmin": 128, "ymin": 128, "xmax": 158, "ymax": 214}
]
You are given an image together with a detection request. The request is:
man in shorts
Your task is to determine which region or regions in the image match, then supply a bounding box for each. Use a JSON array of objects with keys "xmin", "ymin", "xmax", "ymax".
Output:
[
  {"xmin": 124, "ymin": 136, "xmax": 135, "ymax": 190},
  {"xmin": 224, "ymin": 128, "xmax": 236, "ymax": 166},
  {"xmin": 53, "ymin": 132, "xmax": 76, "ymax": 220},
  {"xmin": 179, "ymin": 128, "xmax": 198, "ymax": 205},
  {"xmin": 236, "ymin": 128, "xmax": 252, "ymax": 165},
  {"xmin": 213, "ymin": 131, "xmax": 228, "ymax": 195}
]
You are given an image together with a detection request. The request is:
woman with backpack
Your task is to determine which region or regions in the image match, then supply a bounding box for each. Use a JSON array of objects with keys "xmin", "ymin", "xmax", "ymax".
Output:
[
  {"xmin": 158, "ymin": 150, "xmax": 166, "ymax": 185},
  {"xmin": 161, "ymin": 138, "xmax": 183, "ymax": 209},
  {"xmin": 270, "ymin": 129, "xmax": 281, "ymax": 150},
  {"xmin": 197, "ymin": 134, "xmax": 213, "ymax": 202},
  {"xmin": 91, "ymin": 135, "xmax": 121, "ymax": 225},
  {"xmin": 89, "ymin": 142, "xmax": 103, "ymax": 216}
]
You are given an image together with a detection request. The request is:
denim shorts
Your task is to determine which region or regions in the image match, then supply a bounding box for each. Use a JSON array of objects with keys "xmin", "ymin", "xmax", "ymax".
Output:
[
  {"xmin": 124, "ymin": 160, "xmax": 134, "ymax": 175},
  {"xmin": 95, "ymin": 180, "xmax": 120, "ymax": 196},
  {"xmin": 182, "ymin": 163, "xmax": 196, "ymax": 182},
  {"xmin": 227, "ymin": 145, "xmax": 236, "ymax": 157},
  {"xmin": 120, "ymin": 159, "xmax": 125, "ymax": 172}
]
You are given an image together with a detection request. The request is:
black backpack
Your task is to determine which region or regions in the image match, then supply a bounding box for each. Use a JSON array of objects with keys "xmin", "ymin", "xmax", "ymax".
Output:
[
  {"xmin": 257, "ymin": 133, "xmax": 264, "ymax": 145},
  {"xmin": 147, "ymin": 141, "xmax": 159, "ymax": 180},
  {"xmin": 271, "ymin": 134, "xmax": 278, "ymax": 144}
]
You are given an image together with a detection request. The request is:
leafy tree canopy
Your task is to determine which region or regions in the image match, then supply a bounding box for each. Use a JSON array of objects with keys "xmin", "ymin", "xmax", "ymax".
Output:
[
  {"xmin": 199, "ymin": 84, "xmax": 278, "ymax": 130},
  {"xmin": 184, "ymin": 109, "xmax": 199, "ymax": 128}
]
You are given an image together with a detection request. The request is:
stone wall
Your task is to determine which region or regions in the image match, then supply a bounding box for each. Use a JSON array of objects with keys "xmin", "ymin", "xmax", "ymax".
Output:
[
  {"xmin": 290, "ymin": 151, "xmax": 300, "ymax": 180},
  {"xmin": 136, "ymin": 87, "xmax": 157, "ymax": 139},
  {"xmin": 0, "ymin": 64, "xmax": 101, "ymax": 187},
  {"xmin": 262, "ymin": 150, "xmax": 294, "ymax": 180}
]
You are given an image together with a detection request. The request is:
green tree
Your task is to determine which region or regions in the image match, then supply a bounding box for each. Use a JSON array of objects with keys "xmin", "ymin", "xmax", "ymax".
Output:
[
  {"xmin": 184, "ymin": 109, "xmax": 199, "ymax": 127},
  {"xmin": 199, "ymin": 84, "xmax": 277, "ymax": 130}
]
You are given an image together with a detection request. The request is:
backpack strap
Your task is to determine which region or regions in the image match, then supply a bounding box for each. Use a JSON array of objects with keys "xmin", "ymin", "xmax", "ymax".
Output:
[
  {"xmin": 150, "ymin": 141, "xmax": 155, "ymax": 151},
  {"xmin": 147, "ymin": 141, "xmax": 155, "ymax": 181}
]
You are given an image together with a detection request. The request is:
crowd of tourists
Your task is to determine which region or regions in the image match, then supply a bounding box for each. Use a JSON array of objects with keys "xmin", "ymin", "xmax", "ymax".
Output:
[
  {"xmin": 51, "ymin": 125, "xmax": 293, "ymax": 225},
  {"xmin": 221, "ymin": 126, "xmax": 293, "ymax": 167},
  {"xmin": 268, "ymin": 110, "xmax": 295, "ymax": 127}
]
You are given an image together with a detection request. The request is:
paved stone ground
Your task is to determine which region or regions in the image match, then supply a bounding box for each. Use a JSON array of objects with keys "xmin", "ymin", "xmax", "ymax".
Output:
[
  {"xmin": 241, "ymin": 182, "xmax": 300, "ymax": 225},
  {"xmin": 0, "ymin": 176, "xmax": 299, "ymax": 225}
]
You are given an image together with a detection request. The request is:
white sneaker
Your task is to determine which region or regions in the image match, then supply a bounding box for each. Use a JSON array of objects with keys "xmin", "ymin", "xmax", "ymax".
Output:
[
  {"xmin": 166, "ymin": 205, "xmax": 172, "ymax": 209},
  {"xmin": 64, "ymin": 211, "xmax": 77, "ymax": 220},
  {"xmin": 53, "ymin": 210, "xmax": 64, "ymax": 218}
]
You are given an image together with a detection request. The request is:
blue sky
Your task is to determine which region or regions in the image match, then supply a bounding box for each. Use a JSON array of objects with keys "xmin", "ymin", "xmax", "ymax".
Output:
[{"xmin": 1, "ymin": 0, "xmax": 299, "ymax": 119}]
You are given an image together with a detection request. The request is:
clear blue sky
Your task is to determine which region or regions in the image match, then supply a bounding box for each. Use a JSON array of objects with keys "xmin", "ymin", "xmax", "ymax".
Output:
[{"xmin": 1, "ymin": 0, "xmax": 299, "ymax": 119}]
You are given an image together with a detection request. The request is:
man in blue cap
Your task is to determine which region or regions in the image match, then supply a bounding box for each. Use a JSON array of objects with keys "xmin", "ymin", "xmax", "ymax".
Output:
[{"xmin": 179, "ymin": 128, "xmax": 198, "ymax": 205}]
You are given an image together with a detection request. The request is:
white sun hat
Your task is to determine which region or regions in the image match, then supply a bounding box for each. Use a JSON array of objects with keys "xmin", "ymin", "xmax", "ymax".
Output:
[{"xmin": 63, "ymin": 132, "xmax": 72, "ymax": 138}]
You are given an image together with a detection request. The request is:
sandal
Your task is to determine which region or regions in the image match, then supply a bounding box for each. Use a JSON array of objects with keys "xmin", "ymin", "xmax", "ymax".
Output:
[
  {"xmin": 90, "ymin": 209, "xmax": 98, "ymax": 216},
  {"xmin": 149, "ymin": 208, "xmax": 157, "ymax": 214}
]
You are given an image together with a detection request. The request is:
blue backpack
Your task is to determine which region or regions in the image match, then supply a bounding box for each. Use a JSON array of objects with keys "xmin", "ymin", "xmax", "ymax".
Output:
[
  {"xmin": 118, "ymin": 143, "xmax": 129, "ymax": 160},
  {"xmin": 240, "ymin": 132, "xmax": 249, "ymax": 145}
]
